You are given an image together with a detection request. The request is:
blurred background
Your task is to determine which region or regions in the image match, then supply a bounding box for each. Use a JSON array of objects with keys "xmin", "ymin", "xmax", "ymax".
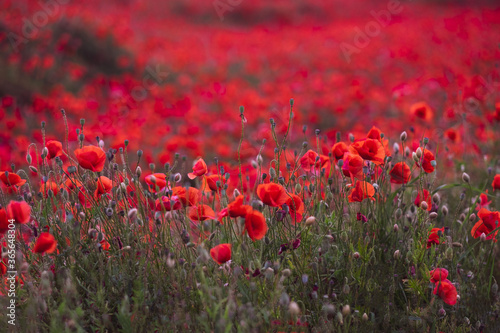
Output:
[{"xmin": 0, "ymin": 0, "xmax": 499, "ymax": 170}]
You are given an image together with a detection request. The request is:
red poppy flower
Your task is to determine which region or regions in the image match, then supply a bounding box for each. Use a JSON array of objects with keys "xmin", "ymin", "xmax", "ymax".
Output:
[
  {"xmin": 33, "ymin": 232, "xmax": 57, "ymax": 254},
  {"xmin": 257, "ymin": 183, "xmax": 289, "ymax": 207},
  {"xmin": 430, "ymin": 268, "xmax": 449, "ymax": 283},
  {"xmin": 188, "ymin": 204, "xmax": 216, "ymax": 221},
  {"xmin": 284, "ymin": 194, "xmax": 305, "ymax": 223},
  {"xmin": 172, "ymin": 186, "xmax": 200, "ymax": 206},
  {"xmin": 342, "ymin": 153, "xmax": 364, "ymax": 181},
  {"xmin": 74, "ymin": 146, "xmax": 106, "ymax": 172},
  {"xmin": 203, "ymin": 174, "xmax": 221, "ymax": 192},
  {"xmin": 41, "ymin": 180, "xmax": 59, "ymax": 198},
  {"xmin": 476, "ymin": 192, "xmax": 492, "ymax": 210},
  {"xmin": 46, "ymin": 140, "xmax": 63, "ymax": 160},
  {"xmin": 331, "ymin": 142, "xmax": 349, "ymax": 162},
  {"xmin": 411, "ymin": 102, "xmax": 433, "ymax": 121},
  {"xmin": 492, "ymin": 175, "xmax": 500, "ymax": 191},
  {"xmin": 95, "ymin": 176, "xmax": 113, "ymax": 198},
  {"xmin": 63, "ymin": 177, "xmax": 83, "ymax": 191},
  {"xmin": 389, "ymin": 162, "xmax": 411, "ymax": 184},
  {"xmin": 245, "ymin": 210, "xmax": 268, "ymax": 241},
  {"xmin": 0, "ymin": 208, "xmax": 8, "ymax": 234},
  {"xmin": 210, "ymin": 243, "xmax": 232, "ymax": 264},
  {"xmin": 471, "ymin": 208, "xmax": 500, "ymax": 241},
  {"xmin": 415, "ymin": 189, "xmax": 432, "ymax": 211},
  {"xmin": 227, "ymin": 195, "xmax": 252, "ymax": 218},
  {"xmin": 349, "ymin": 138, "xmax": 385, "ymax": 165},
  {"xmin": 188, "ymin": 158, "xmax": 208, "ymax": 179},
  {"xmin": 300, "ymin": 150, "xmax": 329, "ymax": 172},
  {"xmin": 0, "ymin": 171, "xmax": 26, "ymax": 187},
  {"xmin": 433, "ymin": 279, "xmax": 457, "ymax": 306},
  {"xmin": 348, "ymin": 181, "xmax": 375, "ymax": 202},
  {"xmin": 7, "ymin": 201, "xmax": 31, "ymax": 224},
  {"xmin": 155, "ymin": 196, "xmax": 181, "ymax": 211},
  {"xmin": 427, "ymin": 227, "xmax": 444, "ymax": 249},
  {"xmin": 416, "ymin": 148, "xmax": 435, "ymax": 173},
  {"xmin": 145, "ymin": 173, "xmax": 168, "ymax": 193}
]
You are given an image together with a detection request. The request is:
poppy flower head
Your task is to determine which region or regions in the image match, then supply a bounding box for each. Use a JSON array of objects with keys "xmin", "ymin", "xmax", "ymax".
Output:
[
  {"xmin": 145, "ymin": 173, "xmax": 168, "ymax": 193},
  {"xmin": 210, "ymin": 243, "xmax": 232, "ymax": 265},
  {"xmin": 433, "ymin": 279, "xmax": 457, "ymax": 306},
  {"xmin": 389, "ymin": 162, "xmax": 411, "ymax": 184},
  {"xmin": 245, "ymin": 210, "xmax": 268, "ymax": 241},
  {"xmin": 416, "ymin": 148, "xmax": 435, "ymax": 173},
  {"xmin": 155, "ymin": 196, "xmax": 181, "ymax": 211},
  {"xmin": 41, "ymin": 179, "xmax": 59, "ymax": 198},
  {"xmin": 227, "ymin": 195, "xmax": 252, "ymax": 218},
  {"xmin": 415, "ymin": 189, "xmax": 432, "ymax": 211},
  {"xmin": 342, "ymin": 153, "xmax": 364, "ymax": 181},
  {"xmin": 366, "ymin": 126, "xmax": 382, "ymax": 142},
  {"xmin": 284, "ymin": 194, "xmax": 305, "ymax": 223},
  {"xmin": 492, "ymin": 175, "xmax": 500, "ymax": 191},
  {"xmin": 349, "ymin": 138, "xmax": 385, "ymax": 165},
  {"xmin": 300, "ymin": 150, "xmax": 329, "ymax": 172},
  {"xmin": 188, "ymin": 204, "xmax": 216, "ymax": 221},
  {"xmin": 348, "ymin": 181, "xmax": 375, "ymax": 203},
  {"xmin": 471, "ymin": 208, "xmax": 500, "ymax": 241},
  {"xmin": 33, "ymin": 232, "xmax": 57, "ymax": 254},
  {"xmin": 74, "ymin": 146, "xmax": 106, "ymax": 172},
  {"xmin": 331, "ymin": 142, "xmax": 349, "ymax": 162},
  {"xmin": 427, "ymin": 227, "xmax": 445, "ymax": 248},
  {"xmin": 172, "ymin": 186, "xmax": 200, "ymax": 206},
  {"xmin": 257, "ymin": 183, "xmax": 289, "ymax": 207},
  {"xmin": 188, "ymin": 158, "xmax": 208, "ymax": 179},
  {"xmin": 0, "ymin": 171, "xmax": 26, "ymax": 188},
  {"xmin": 46, "ymin": 140, "xmax": 63, "ymax": 160},
  {"xmin": 411, "ymin": 102, "xmax": 434, "ymax": 121},
  {"xmin": 95, "ymin": 176, "xmax": 113, "ymax": 198},
  {"xmin": 430, "ymin": 268, "xmax": 449, "ymax": 283},
  {"xmin": 7, "ymin": 201, "xmax": 31, "ymax": 224}
]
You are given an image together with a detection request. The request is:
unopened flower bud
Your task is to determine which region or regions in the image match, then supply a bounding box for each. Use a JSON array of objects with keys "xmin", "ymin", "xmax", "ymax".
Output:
[
  {"xmin": 289, "ymin": 301, "xmax": 300, "ymax": 316},
  {"xmin": 420, "ymin": 201, "xmax": 428, "ymax": 210},
  {"xmin": 362, "ymin": 313, "xmax": 369, "ymax": 321},
  {"xmin": 469, "ymin": 213, "xmax": 476, "ymax": 222},
  {"xmin": 442, "ymin": 205, "xmax": 448, "ymax": 216},
  {"xmin": 342, "ymin": 305, "xmax": 351, "ymax": 316},
  {"xmin": 394, "ymin": 224, "xmax": 399, "ymax": 232},
  {"xmin": 429, "ymin": 212, "xmax": 438, "ymax": 219},
  {"xmin": 480, "ymin": 233, "xmax": 487, "ymax": 241},
  {"xmin": 135, "ymin": 166, "xmax": 142, "ymax": 177},
  {"xmin": 394, "ymin": 250, "xmax": 401, "ymax": 260},
  {"xmin": 233, "ymin": 189, "xmax": 241, "ymax": 198},
  {"xmin": 416, "ymin": 147, "xmax": 422, "ymax": 158},
  {"xmin": 400, "ymin": 131, "xmax": 407, "ymax": 142},
  {"xmin": 462, "ymin": 172, "xmax": 470, "ymax": 183},
  {"xmin": 305, "ymin": 216, "xmax": 316, "ymax": 226}
]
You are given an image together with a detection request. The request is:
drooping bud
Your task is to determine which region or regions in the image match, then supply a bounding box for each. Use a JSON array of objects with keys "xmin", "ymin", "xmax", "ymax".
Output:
[{"xmin": 462, "ymin": 172, "xmax": 470, "ymax": 183}]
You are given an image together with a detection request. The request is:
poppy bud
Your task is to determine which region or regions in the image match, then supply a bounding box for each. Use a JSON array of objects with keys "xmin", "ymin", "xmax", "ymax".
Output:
[
  {"xmin": 442, "ymin": 205, "xmax": 448, "ymax": 216},
  {"xmin": 400, "ymin": 131, "xmax": 407, "ymax": 142},
  {"xmin": 445, "ymin": 247, "xmax": 453, "ymax": 260},
  {"xmin": 233, "ymin": 189, "xmax": 241, "ymax": 198},
  {"xmin": 429, "ymin": 212, "xmax": 438, "ymax": 219},
  {"xmin": 416, "ymin": 148, "xmax": 422, "ymax": 158},
  {"xmin": 469, "ymin": 213, "xmax": 476, "ymax": 222},
  {"xmin": 394, "ymin": 224, "xmax": 399, "ymax": 232},
  {"xmin": 393, "ymin": 143, "xmax": 400, "ymax": 154},
  {"xmin": 135, "ymin": 166, "xmax": 142, "ymax": 178},
  {"xmin": 423, "ymin": 137, "xmax": 429, "ymax": 144},
  {"xmin": 405, "ymin": 146, "xmax": 411, "ymax": 157},
  {"xmin": 289, "ymin": 301, "xmax": 300, "ymax": 317},
  {"xmin": 394, "ymin": 250, "xmax": 401, "ymax": 260},
  {"xmin": 342, "ymin": 305, "xmax": 351, "ymax": 316},
  {"xmin": 282, "ymin": 268, "xmax": 291, "ymax": 277},
  {"xmin": 349, "ymin": 133, "xmax": 354, "ymax": 142},
  {"xmin": 480, "ymin": 233, "xmax": 487, "ymax": 241},
  {"xmin": 29, "ymin": 166, "xmax": 38, "ymax": 173},
  {"xmin": 269, "ymin": 167, "xmax": 276, "ymax": 178},
  {"xmin": 290, "ymin": 98, "xmax": 294, "ymax": 106},
  {"xmin": 362, "ymin": 313, "xmax": 369, "ymax": 321},
  {"xmin": 295, "ymin": 183, "xmax": 302, "ymax": 194},
  {"xmin": 420, "ymin": 201, "xmax": 428, "ymax": 211},
  {"xmin": 462, "ymin": 172, "xmax": 470, "ymax": 183},
  {"xmin": 336, "ymin": 312, "xmax": 344, "ymax": 325},
  {"xmin": 353, "ymin": 252, "xmax": 360, "ymax": 259}
]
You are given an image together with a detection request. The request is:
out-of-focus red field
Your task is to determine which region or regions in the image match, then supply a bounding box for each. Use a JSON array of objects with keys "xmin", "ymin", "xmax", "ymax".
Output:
[{"xmin": 1, "ymin": 0, "xmax": 499, "ymax": 170}]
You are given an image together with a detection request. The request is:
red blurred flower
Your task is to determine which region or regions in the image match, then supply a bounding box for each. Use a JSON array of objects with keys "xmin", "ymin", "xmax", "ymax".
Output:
[
  {"xmin": 0, "ymin": 208, "xmax": 8, "ymax": 234},
  {"xmin": 33, "ymin": 232, "xmax": 57, "ymax": 254},
  {"xmin": 284, "ymin": 194, "xmax": 305, "ymax": 223},
  {"xmin": 188, "ymin": 204, "xmax": 216, "ymax": 221},
  {"xmin": 390, "ymin": 162, "xmax": 411, "ymax": 184},
  {"xmin": 210, "ymin": 243, "xmax": 232, "ymax": 264},
  {"xmin": 46, "ymin": 140, "xmax": 63, "ymax": 160},
  {"xmin": 227, "ymin": 195, "xmax": 252, "ymax": 218},
  {"xmin": 0, "ymin": 171, "xmax": 26, "ymax": 187},
  {"xmin": 492, "ymin": 175, "xmax": 500, "ymax": 191},
  {"xmin": 155, "ymin": 196, "xmax": 181, "ymax": 211},
  {"xmin": 172, "ymin": 186, "xmax": 200, "ymax": 206},
  {"xmin": 331, "ymin": 142, "xmax": 349, "ymax": 162},
  {"xmin": 74, "ymin": 146, "xmax": 106, "ymax": 172},
  {"xmin": 257, "ymin": 183, "xmax": 288, "ymax": 207},
  {"xmin": 300, "ymin": 150, "xmax": 329, "ymax": 172},
  {"xmin": 342, "ymin": 153, "xmax": 364, "ymax": 181},
  {"xmin": 95, "ymin": 176, "xmax": 113, "ymax": 198},
  {"xmin": 245, "ymin": 210, "xmax": 268, "ymax": 241},
  {"xmin": 188, "ymin": 158, "xmax": 207, "ymax": 179},
  {"xmin": 433, "ymin": 279, "xmax": 457, "ymax": 306},
  {"xmin": 41, "ymin": 179, "xmax": 59, "ymax": 198},
  {"xmin": 415, "ymin": 189, "xmax": 432, "ymax": 211},
  {"xmin": 145, "ymin": 173, "xmax": 168, "ymax": 193},
  {"xmin": 471, "ymin": 208, "xmax": 500, "ymax": 241},
  {"xmin": 430, "ymin": 268, "xmax": 449, "ymax": 283},
  {"xmin": 348, "ymin": 181, "xmax": 375, "ymax": 202},
  {"xmin": 416, "ymin": 148, "xmax": 435, "ymax": 173},
  {"xmin": 7, "ymin": 201, "xmax": 31, "ymax": 224},
  {"xmin": 427, "ymin": 227, "xmax": 444, "ymax": 248},
  {"xmin": 204, "ymin": 174, "xmax": 221, "ymax": 192},
  {"xmin": 411, "ymin": 102, "xmax": 433, "ymax": 121},
  {"xmin": 349, "ymin": 138, "xmax": 385, "ymax": 165}
]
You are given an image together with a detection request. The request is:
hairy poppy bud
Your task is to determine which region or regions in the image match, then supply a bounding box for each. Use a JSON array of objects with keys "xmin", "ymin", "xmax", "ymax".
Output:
[
  {"xmin": 420, "ymin": 201, "xmax": 428, "ymax": 211},
  {"xmin": 353, "ymin": 252, "xmax": 360, "ymax": 259},
  {"xmin": 429, "ymin": 212, "xmax": 438, "ymax": 219},
  {"xmin": 462, "ymin": 172, "xmax": 470, "ymax": 183},
  {"xmin": 400, "ymin": 131, "xmax": 407, "ymax": 142},
  {"xmin": 394, "ymin": 250, "xmax": 401, "ymax": 260},
  {"xmin": 416, "ymin": 147, "xmax": 422, "ymax": 159},
  {"xmin": 442, "ymin": 205, "xmax": 448, "ymax": 216},
  {"xmin": 342, "ymin": 305, "xmax": 351, "ymax": 316},
  {"xmin": 289, "ymin": 301, "xmax": 300, "ymax": 316},
  {"xmin": 135, "ymin": 166, "xmax": 142, "ymax": 177},
  {"xmin": 362, "ymin": 313, "xmax": 369, "ymax": 321}
]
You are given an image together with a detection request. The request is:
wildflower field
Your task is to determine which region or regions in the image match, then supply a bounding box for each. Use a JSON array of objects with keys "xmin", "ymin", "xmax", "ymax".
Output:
[{"xmin": 1, "ymin": 0, "xmax": 500, "ymax": 332}]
